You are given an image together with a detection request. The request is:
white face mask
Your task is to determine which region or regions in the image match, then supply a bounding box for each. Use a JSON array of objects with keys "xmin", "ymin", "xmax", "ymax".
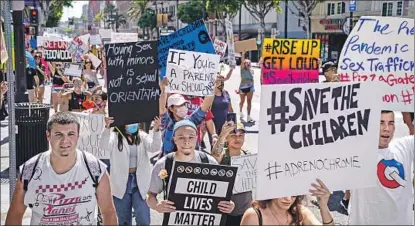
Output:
[{"xmin": 175, "ymin": 106, "xmax": 188, "ymax": 118}]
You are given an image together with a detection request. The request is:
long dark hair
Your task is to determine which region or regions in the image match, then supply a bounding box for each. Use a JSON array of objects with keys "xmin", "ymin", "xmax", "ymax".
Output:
[
  {"xmin": 113, "ymin": 125, "xmax": 141, "ymax": 152},
  {"xmin": 252, "ymin": 196, "xmax": 304, "ymax": 225}
]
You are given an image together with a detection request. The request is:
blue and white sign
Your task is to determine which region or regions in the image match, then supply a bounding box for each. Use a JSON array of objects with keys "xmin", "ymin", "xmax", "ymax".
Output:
[
  {"xmin": 158, "ymin": 19, "xmax": 215, "ymax": 78},
  {"xmin": 349, "ymin": 0, "xmax": 356, "ymax": 12}
]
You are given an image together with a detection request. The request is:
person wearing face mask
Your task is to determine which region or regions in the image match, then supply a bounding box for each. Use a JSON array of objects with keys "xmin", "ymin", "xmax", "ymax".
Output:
[
  {"xmin": 60, "ymin": 78, "xmax": 92, "ymax": 112},
  {"xmin": 147, "ymin": 120, "xmax": 235, "ymax": 220},
  {"xmin": 158, "ymin": 77, "xmax": 215, "ymax": 155},
  {"xmin": 239, "ymin": 52, "xmax": 255, "ymax": 123},
  {"xmin": 100, "ymin": 116, "xmax": 162, "ymax": 225}
]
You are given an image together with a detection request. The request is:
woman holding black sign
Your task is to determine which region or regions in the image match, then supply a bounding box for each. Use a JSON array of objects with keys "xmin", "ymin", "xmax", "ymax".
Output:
[
  {"xmin": 240, "ymin": 179, "xmax": 335, "ymax": 226},
  {"xmin": 99, "ymin": 116, "xmax": 162, "ymax": 226}
]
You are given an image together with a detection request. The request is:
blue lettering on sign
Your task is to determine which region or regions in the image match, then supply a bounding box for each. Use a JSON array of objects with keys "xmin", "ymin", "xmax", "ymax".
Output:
[
  {"xmin": 158, "ymin": 19, "xmax": 215, "ymax": 79},
  {"xmin": 397, "ymin": 20, "xmax": 415, "ymax": 35},
  {"xmin": 356, "ymin": 18, "xmax": 393, "ymax": 35},
  {"xmin": 343, "ymin": 35, "xmax": 409, "ymax": 56}
]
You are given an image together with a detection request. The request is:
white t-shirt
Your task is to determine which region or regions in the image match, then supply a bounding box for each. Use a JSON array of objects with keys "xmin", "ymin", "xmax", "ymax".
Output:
[
  {"xmin": 349, "ymin": 136, "xmax": 414, "ymax": 225},
  {"xmin": 21, "ymin": 150, "xmax": 106, "ymax": 225}
]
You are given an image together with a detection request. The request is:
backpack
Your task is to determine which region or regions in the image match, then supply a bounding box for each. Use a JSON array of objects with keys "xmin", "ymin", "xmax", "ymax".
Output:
[{"xmin": 20, "ymin": 151, "xmax": 102, "ymax": 194}]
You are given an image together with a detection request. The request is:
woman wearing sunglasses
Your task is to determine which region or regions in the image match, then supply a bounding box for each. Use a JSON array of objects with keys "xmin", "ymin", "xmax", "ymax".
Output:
[
  {"xmin": 60, "ymin": 77, "xmax": 92, "ymax": 112},
  {"xmin": 83, "ymin": 59, "xmax": 101, "ymax": 92},
  {"xmin": 35, "ymin": 55, "xmax": 46, "ymax": 103},
  {"xmin": 49, "ymin": 62, "xmax": 69, "ymax": 112},
  {"xmin": 241, "ymin": 179, "xmax": 335, "ymax": 226},
  {"xmin": 239, "ymin": 52, "xmax": 255, "ymax": 123}
]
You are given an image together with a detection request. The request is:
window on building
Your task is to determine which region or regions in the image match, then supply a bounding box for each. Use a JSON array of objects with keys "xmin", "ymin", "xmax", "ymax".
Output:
[
  {"xmin": 382, "ymin": 2, "xmax": 393, "ymax": 16},
  {"xmin": 327, "ymin": 2, "xmax": 335, "ymax": 15},
  {"xmin": 337, "ymin": 2, "xmax": 345, "ymax": 14},
  {"xmin": 396, "ymin": 1, "xmax": 403, "ymax": 16}
]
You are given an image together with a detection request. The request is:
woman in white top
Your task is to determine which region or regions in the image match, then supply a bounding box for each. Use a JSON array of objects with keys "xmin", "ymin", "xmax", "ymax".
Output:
[
  {"xmin": 82, "ymin": 59, "xmax": 101, "ymax": 92},
  {"xmin": 100, "ymin": 116, "xmax": 162, "ymax": 225}
]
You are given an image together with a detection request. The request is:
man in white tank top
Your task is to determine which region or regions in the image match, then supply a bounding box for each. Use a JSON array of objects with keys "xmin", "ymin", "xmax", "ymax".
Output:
[{"xmin": 5, "ymin": 112, "xmax": 117, "ymax": 225}]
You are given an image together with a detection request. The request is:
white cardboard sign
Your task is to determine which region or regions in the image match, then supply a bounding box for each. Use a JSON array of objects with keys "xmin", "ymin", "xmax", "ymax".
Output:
[
  {"xmin": 225, "ymin": 19, "xmax": 236, "ymax": 68},
  {"xmin": 64, "ymin": 63, "xmax": 83, "ymax": 77},
  {"xmin": 90, "ymin": 34, "xmax": 102, "ymax": 45},
  {"xmin": 99, "ymin": 29, "xmax": 112, "ymax": 39},
  {"xmin": 214, "ymin": 39, "xmax": 227, "ymax": 57},
  {"xmin": 338, "ymin": 16, "xmax": 414, "ymax": 112},
  {"xmin": 257, "ymin": 82, "xmax": 381, "ymax": 200},
  {"xmin": 110, "ymin": 32, "xmax": 138, "ymax": 43},
  {"xmin": 231, "ymin": 154, "xmax": 257, "ymax": 194},
  {"xmin": 86, "ymin": 53, "xmax": 102, "ymax": 69},
  {"xmin": 73, "ymin": 113, "xmax": 109, "ymax": 159},
  {"xmin": 165, "ymin": 49, "xmax": 220, "ymax": 96}
]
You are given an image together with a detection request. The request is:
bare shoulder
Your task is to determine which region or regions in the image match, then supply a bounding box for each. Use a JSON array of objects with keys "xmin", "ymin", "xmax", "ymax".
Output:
[{"xmin": 241, "ymin": 207, "xmax": 260, "ymax": 225}]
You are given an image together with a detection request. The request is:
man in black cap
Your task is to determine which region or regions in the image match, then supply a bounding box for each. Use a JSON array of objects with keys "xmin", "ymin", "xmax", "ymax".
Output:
[{"xmin": 322, "ymin": 62, "xmax": 339, "ymax": 82}]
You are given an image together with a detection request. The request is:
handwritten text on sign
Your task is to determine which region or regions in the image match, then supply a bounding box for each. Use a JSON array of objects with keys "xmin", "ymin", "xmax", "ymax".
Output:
[
  {"xmin": 231, "ymin": 154, "xmax": 257, "ymax": 194},
  {"xmin": 338, "ymin": 16, "xmax": 414, "ymax": 112},
  {"xmin": 214, "ymin": 39, "xmax": 227, "ymax": 57},
  {"xmin": 257, "ymin": 82, "xmax": 381, "ymax": 199},
  {"xmin": 158, "ymin": 19, "xmax": 215, "ymax": 78},
  {"xmin": 225, "ymin": 19, "xmax": 236, "ymax": 68},
  {"xmin": 73, "ymin": 113, "xmax": 109, "ymax": 159},
  {"xmin": 261, "ymin": 38, "xmax": 320, "ymax": 84},
  {"xmin": 164, "ymin": 162, "xmax": 237, "ymax": 226},
  {"xmin": 105, "ymin": 41, "xmax": 160, "ymax": 126},
  {"xmin": 166, "ymin": 49, "xmax": 220, "ymax": 96},
  {"xmin": 43, "ymin": 40, "xmax": 72, "ymax": 62}
]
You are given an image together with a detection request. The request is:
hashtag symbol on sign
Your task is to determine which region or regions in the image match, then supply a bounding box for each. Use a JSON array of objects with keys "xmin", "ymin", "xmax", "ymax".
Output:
[
  {"xmin": 264, "ymin": 44, "xmax": 272, "ymax": 53},
  {"xmin": 265, "ymin": 161, "xmax": 282, "ymax": 180},
  {"xmin": 267, "ymin": 91, "xmax": 289, "ymax": 134},
  {"xmin": 401, "ymin": 89, "xmax": 413, "ymax": 104}
]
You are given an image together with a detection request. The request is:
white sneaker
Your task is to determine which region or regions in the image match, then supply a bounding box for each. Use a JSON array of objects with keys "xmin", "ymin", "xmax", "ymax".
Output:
[
  {"xmin": 239, "ymin": 112, "xmax": 244, "ymax": 119},
  {"xmin": 247, "ymin": 115, "xmax": 255, "ymax": 123}
]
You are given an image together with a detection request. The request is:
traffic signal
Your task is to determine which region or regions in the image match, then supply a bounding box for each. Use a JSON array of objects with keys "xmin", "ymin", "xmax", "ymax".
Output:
[{"xmin": 30, "ymin": 9, "xmax": 38, "ymax": 24}]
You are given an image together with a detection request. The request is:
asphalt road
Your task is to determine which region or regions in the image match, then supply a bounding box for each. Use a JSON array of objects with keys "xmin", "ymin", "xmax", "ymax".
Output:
[{"xmin": 1, "ymin": 65, "xmax": 410, "ymax": 225}]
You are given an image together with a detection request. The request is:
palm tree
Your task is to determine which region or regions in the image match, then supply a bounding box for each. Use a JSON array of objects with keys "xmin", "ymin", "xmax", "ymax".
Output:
[
  {"xmin": 104, "ymin": 2, "xmax": 117, "ymax": 29},
  {"xmin": 107, "ymin": 11, "xmax": 127, "ymax": 32},
  {"xmin": 127, "ymin": 0, "xmax": 149, "ymax": 20},
  {"xmin": 95, "ymin": 10, "xmax": 105, "ymax": 28}
]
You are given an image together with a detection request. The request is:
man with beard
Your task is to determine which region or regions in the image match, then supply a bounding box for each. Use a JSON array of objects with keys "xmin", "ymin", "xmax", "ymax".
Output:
[
  {"xmin": 6, "ymin": 112, "xmax": 117, "ymax": 225},
  {"xmin": 147, "ymin": 120, "xmax": 235, "ymax": 220},
  {"xmin": 348, "ymin": 110, "xmax": 414, "ymax": 225}
]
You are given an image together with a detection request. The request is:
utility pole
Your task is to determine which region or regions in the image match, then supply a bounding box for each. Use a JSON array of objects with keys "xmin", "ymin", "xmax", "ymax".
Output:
[
  {"xmin": 175, "ymin": 0, "xmax": 179, "ymax": 29},
  {"xmin": 284, "ymin": 0, "xmax": 288, "ymax": 38},
  {"xmin": 3, "ymin": 0, "xmax": 18, "ymax": 200},
  {"xmin": 12, "ymin": 1, "xmax": 27, "ymax": 103}
]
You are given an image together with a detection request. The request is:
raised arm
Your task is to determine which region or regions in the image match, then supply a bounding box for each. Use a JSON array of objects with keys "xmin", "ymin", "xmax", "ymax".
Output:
[{"xmin": 159, "ymin": 78, "xmax": 168, "ymax": 115}]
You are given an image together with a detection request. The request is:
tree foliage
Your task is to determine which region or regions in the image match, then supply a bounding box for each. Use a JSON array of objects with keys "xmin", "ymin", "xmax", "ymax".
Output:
[
  {"xmin": 138, "ymin": 9, "xmax": 156, "ymax": 29},
  {"xmin": 128, "ymin": 0, "xmax": 149, "ymax": 20},
  {"xmin": 44, "ymin": 0, "xmax": 73, "ymax": 27},
  {"xmin": 288, "ymin": 0, "xmax": 325, "ymax": 38},
  {"xmin": 206, "ymin": 0, "xmax": 242, "ymax": 20},
  {"xmin": 177, "ymin": 0, "xmax": 204, "ymax": 24},
  {"xmin": 243, "ymin": 0, "xmax": 281, "ymax": 31}
]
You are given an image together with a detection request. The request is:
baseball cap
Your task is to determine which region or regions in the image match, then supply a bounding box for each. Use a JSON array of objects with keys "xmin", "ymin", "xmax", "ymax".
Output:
[
  {"xmin": 173, "ymin": 120, "xmax": 197, "ymax": 135},
  {"xmin": 167, "ymin": 94, "xmax": 189, "ymax": 107},
  {"xmin": 322, "ymin": 62, "xmax": 337, "ymax": 73},
  {"xmin": 234, "ymin": 122, "xmax": 246, "ymax": 133}
]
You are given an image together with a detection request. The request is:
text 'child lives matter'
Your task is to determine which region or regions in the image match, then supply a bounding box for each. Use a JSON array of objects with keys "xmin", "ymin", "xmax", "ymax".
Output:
[
  {"xmin": 104, "ymin": 41, "xmax": 160, "ymax": 126},
  {"xmin": 166, "ymin": 49, "xmax": 220, "ymax": 96},
  {"xmin": 257, "ymin": 82, "xmax": 381, "ymax": 200},
  {"xmin": 164, "ymin": 162, "xmax": 237, "ymax": 226}
]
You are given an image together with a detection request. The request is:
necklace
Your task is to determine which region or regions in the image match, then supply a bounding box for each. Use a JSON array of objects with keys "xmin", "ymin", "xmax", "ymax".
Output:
[{"xmin": 269, "ymin": 205, "xmax": 290, "ymax": 225}]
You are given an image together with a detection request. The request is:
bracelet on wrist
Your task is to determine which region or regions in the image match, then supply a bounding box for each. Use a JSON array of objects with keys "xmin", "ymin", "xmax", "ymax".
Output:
[{"xmin": 323, "ymin": 218, "xmax": 333, "ymax": 225}]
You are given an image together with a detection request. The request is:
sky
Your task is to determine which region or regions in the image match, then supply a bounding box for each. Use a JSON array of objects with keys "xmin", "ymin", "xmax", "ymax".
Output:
[{"xmin": 61, "ymin": 1, "xmax": 86, "ymax": 22}]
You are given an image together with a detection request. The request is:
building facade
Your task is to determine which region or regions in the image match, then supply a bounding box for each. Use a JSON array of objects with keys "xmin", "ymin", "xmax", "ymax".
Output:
[{"xmin": 311, "ymin": 0, "xmax": 413, "ymax": 63}]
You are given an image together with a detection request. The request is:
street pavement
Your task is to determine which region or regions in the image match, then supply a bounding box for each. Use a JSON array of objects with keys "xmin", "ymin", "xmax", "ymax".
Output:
[{"xmin": 0, "ymin": 66, "xmax": 410, "ymax": 225}]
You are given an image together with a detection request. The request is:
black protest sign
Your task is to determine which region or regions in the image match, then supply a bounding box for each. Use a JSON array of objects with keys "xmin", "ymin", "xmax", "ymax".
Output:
[
  {"xmin": 43, "ymin": 40, "xmax": 72, "ymax": 62},
  {"xmin": 163, "ymin": 162, "xmax": 237, "ymax": 226},
  {"xmin": 104, "ymin": 41, "xmax": 160, "ymax": 126}
]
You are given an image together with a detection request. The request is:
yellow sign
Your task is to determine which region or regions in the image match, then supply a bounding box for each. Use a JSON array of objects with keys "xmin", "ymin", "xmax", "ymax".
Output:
[
  {"xmin": 0, "ymin": 26, "xmax": 8, "ymax": 64},
  {"xmin": 261, "ymin": 38, "xmax": 320, "ymax": 84}
]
